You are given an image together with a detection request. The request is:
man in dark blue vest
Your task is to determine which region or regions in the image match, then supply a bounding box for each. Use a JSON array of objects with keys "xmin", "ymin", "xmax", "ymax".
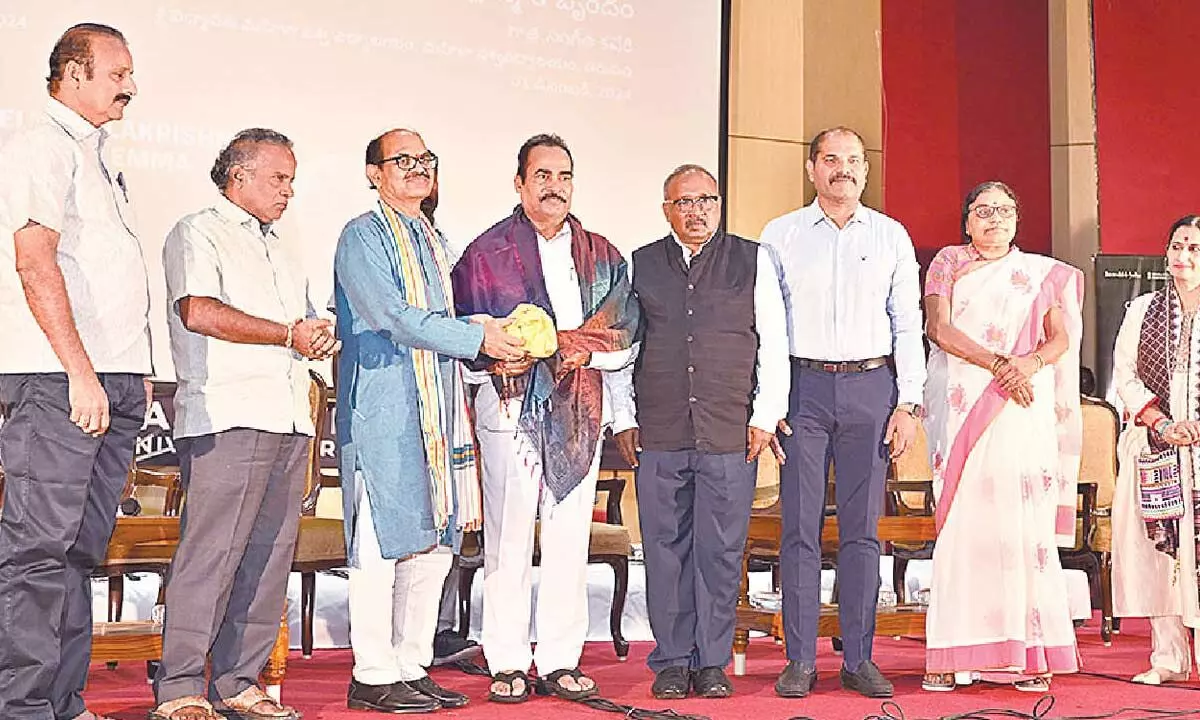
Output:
[{"xmin": 612, "ymin": 164, "xmax": 789, "ymax": 699}]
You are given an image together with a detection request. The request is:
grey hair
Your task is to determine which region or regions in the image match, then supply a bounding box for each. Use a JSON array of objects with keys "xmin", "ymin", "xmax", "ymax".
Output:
[
  {"xmin": 210, "ymin": 128, "xmax": 293, "ymax": 190},
  {"xmin": 662, "ymin": 164, "xmax": 717, "ymax": 199},
  {"xmin": 808, "ymin": 126, "xmax": 867, "ymax": 164}
]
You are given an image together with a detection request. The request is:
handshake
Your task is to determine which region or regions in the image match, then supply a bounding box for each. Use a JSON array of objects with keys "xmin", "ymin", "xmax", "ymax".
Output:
[{"xmin": 288, "ymin": 318, "xmax": 341, "ymax": 360}]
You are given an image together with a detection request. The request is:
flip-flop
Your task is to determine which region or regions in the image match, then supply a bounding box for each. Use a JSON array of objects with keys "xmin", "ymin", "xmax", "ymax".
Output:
[
  {"xmin": 488, "ymin": 670, "xmax": 532, "ymax": 704},
  {"xmin": 537, "ymin": 668, "xmax": 599, "ymax": 701},
  {"xmin": 147, "ymin": 696, "xmax": 222, "ymax": 720},
  {"xmin": 214, "ymin": 686, "xmax": 300, "ymax": 719}
]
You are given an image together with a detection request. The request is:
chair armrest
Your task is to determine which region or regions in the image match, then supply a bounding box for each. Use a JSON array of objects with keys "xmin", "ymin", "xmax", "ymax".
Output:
[{"xmin": 596, "ymin": 476, "xmax": 626, "ymax": 526}]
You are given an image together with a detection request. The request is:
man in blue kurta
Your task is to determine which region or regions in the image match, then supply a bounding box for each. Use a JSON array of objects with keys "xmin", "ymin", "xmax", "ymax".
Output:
[{"xmin": 332, "ymin": 128, "xmax": 525, "ymax": 714}]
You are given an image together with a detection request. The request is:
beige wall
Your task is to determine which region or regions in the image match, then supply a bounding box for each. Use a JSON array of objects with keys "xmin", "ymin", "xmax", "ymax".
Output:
[
  {"xmin": 727, "ymin": 0, "xmax": 882, "ymax": 239},
  {"xmin": 1049, "ymin": 0, "xmax": 1100, "ymax": 370}
]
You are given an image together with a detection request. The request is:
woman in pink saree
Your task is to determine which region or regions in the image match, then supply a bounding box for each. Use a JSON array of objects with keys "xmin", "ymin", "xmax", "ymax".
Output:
[{"xmin": 920, "ymin": 181, "xmax": 1084, "ymax": 693}]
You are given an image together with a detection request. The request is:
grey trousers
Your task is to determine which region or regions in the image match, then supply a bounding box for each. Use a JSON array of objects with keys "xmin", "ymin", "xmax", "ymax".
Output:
[
  {"xmin": 154, "ymin": 428, "xmax": 308, "ymax": 703},
  {"xmin": 636, "ymin": 449, "xmax": 757, "ymax": 672},
  {"xmin": 436, "ymin": 556, "xmax": 461, "ymax": 634},
  {"xmin": 778, "ymin": 363, "xmax": 895, "ymax": 672},
  {"xmin": 0, "ymin": 373, "xmax": 146, "ymax": 720}
]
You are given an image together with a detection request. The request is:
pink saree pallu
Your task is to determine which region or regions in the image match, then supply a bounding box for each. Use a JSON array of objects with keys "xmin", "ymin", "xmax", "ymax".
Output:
[{"xmin": 922, "ymin": 249, "xmax": 1084, "ymax": 678}]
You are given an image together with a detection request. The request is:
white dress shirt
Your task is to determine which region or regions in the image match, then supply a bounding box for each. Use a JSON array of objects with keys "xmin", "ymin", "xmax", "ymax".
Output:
[
  {"xmin": 608, "ymin": 232, "xmax": 790, "ymax": 434},
  {"xmin": 536, "ymin": 222, "xmax": 635, "ymax": 425},
  {"xmin": 0, "ymin": 98, "xmax": 151, "ymax": 374},
  {"xmin": 760, "ymin": 200, "xmax": 926, "ymax": 405},
  {"xmin": 163, "ymin": 194, "xmax": 315, "ymax": 439}
]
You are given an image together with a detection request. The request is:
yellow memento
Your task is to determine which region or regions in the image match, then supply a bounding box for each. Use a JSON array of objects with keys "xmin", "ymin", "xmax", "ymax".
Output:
[{"xmin": 505, "ymin": 303, "xmax": 558, "ymax": 358}]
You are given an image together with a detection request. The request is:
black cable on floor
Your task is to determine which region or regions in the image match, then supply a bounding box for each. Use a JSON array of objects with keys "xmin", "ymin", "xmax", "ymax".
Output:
[{"xmin": 576, "ymin": 696, "xmax": 712, "ymax": 720}]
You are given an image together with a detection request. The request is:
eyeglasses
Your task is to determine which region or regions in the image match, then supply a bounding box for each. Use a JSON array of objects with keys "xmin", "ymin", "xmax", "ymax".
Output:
[
  {"xmin": 378, "ymin": 151, "xmax": 439, "ymax": 171},
  {"xmin": 970, "ymin": 204, "xmax": 1017, "ymax": 220},
  {"xmin": 669, "ymin": 195, "xmax": 720, "ymax": 212}
]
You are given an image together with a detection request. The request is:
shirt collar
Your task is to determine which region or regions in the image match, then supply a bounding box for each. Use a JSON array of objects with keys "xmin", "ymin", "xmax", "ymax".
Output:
[
  {"xmin": 45, "ymin": 97, "xmax": 105, "ymax": 143},
  {"xmin": 804, "ymin": 199, "xmax": 870, "ymax": 229},
  {"xmin": 537, "ymin": 221, "xmax": 573, "ymax": 245},
  {"xmin": 213, "ymin": 193, "xmax": 275, "ymax": 237},
  {"xmin": 670, "ymin": 230, "xmax": 719, "ymax": 264}
]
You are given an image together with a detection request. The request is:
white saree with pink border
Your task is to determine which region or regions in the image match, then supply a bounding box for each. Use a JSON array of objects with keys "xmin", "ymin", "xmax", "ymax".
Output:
[{"xmin": 922, "ymin": 248, "xmax": 1083, "ymax": 678}]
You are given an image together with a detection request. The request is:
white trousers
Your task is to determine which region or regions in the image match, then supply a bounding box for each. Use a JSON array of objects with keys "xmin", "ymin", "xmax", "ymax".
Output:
[
  {"xmin": 1150, "ymin": 615, "xmax": 1200, "ymax": 675},
  {"xmin": 348, "ymin": 484, "xmax": 452, "ymax": 684},
  {"xmin": 474, "ymin": 382, "xmax": 602, "ymax": 675}
]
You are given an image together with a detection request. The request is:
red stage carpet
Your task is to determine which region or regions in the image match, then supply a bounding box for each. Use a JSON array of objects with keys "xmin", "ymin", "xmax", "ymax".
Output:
[{"xmin": 84, "ymin": 618, "xmax": 1200, "ymax": 719}]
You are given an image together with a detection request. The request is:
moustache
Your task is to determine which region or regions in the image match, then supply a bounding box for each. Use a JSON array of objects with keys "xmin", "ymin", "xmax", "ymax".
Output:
[
  {"xmin": 405, "ymin": 170, "xmax": 430, "ymax": 180},
  {"xmin": 540, "ymin": 192, "xmax": 567, "ymax": 203},
  {"xmin": 114, "ymin": 94, "xmax": 132, "ymax": 104},
  {"xmin": 831, "ymin": 174, "xmax": 856, "ymax": 184}
]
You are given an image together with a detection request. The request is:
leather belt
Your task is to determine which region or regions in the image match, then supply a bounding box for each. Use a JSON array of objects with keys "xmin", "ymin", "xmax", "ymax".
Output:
[{"xmin": 793, "ymin": 356, "xmax": 890, "ymax": 373}]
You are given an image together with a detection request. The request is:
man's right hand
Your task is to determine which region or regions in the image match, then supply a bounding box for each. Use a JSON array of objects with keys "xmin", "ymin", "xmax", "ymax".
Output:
[
  {"xmin": 489, "ymin": 356, "xmax": 536, "ymax": 377},
  {"xmin": 614, "ymin": 428, "xmax": 640, "ymax": 468},
  {"xmin": 478, "ymin": 317, "xmax": 526, "ymax": 362},
  {"xmin": 292, "ymin": 318, "xmax": 338, "ymax": 359},
  {"xmin": 69, "ymin": 371, "xmax": 110, "ymax": 436}
]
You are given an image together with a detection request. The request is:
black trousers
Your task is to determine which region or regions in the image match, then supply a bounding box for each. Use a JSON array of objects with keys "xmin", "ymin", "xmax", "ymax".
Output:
[{"xmin": 0, "ymin": 373, "xmax": 146, "ymax": 720}]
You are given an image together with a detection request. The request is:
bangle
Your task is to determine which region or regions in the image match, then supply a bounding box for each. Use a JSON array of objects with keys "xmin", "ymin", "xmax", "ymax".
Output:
[
  {"xmin": 1155, "ymin": 418, "xmax": 1175, "ymax": 436},
  {"xmin": 990, "ymin": 355, "xmax": 1008, "ymax": 374},
  {"xmin": 284, "ymin": 321, "xmax": 295, "ymax": 350},
  {"xmin": 1032, "ymin": 352, "xmax": 1046, "ymax": 371}
]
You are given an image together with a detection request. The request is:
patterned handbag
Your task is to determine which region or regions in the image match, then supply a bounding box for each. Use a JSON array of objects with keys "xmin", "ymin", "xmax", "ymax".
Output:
[{"xmin": 1138, "ymin": 447, "xmax": 1185, "ymax": 521}]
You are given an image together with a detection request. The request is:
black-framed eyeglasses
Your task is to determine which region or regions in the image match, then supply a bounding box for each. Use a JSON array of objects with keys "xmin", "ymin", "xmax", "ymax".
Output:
[
  {"xmin": 378, "ymin": 151, "xmax": 439, "ymax": 171},
  {"xmin": 970, "ymin": 204, "xmax": 1017, "ymax": 220},
  {"xmin": 669, "ymin": 195, "xmax": 720, "ymax": 212}
]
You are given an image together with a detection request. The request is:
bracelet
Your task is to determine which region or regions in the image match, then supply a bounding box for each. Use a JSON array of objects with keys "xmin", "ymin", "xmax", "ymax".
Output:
[
  {"xmin": 284, "ymin": 321, "xmax": 295, "ymax": 350},
  {"xmin": 1032, "ymin": 352, "xmax": 1046, "ymax": 371},
  {"xmin": 1154, "ymin": 418, "xmax": 1175, "ymax": 436},
  {"xmin": 990, "ymin": 355, "xmax": 1008, "ymax": 374}
]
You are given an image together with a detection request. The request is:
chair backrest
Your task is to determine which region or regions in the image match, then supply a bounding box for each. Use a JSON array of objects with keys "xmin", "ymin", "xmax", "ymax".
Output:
[
  {"xmin": 1079, "ymin": 395, "xmax": 1119, "ymax": 509},
  {"xmin": 122, "ymin": 465, "xmax": 184, "ymax": 516},
  {"xmin": 299, "ymin": 370, "xmax": 330, "ymax": 516}
]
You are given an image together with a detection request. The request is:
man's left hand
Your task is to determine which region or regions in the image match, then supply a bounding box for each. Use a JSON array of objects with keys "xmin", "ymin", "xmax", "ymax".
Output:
[
  {"xmin": 747, "ymin": 426, "xmax": 775, "ymax": 463},
  {"xmin": 558, "ymin": 350, "xmax": 592, "ymax": 375},
  {"xmin": 885, "ymin": 409, "xmax": 918, "ymax": 459}
]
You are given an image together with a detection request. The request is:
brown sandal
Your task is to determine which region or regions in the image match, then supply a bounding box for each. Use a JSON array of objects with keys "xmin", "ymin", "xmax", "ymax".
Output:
[
  {"xmin": 215, "ymin": 686, "xmax": 300, "ymax": 720},
  {"xmin": 148, "ymin": 696, "xmax": 222, "ymax": 720}
]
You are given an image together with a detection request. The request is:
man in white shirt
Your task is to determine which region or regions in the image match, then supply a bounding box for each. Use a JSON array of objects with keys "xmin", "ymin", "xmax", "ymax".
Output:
[
  {"xmin": 611, "ymin": 164, "xmax": 789, "ymax": 699},
  {"xmin": 151, "ymin": 129, "xmax": 337, "ymax": 720},
  {"xmin": 761, "ymin": 126, "xmax": 926, "ymax": 700},
  {"xmin": 451, "ymin": 134, "xmax": 640, "ymax": 703},
  {"xmin": 0, "ymin": 24, "xmax": 153, "ymax": 720}
]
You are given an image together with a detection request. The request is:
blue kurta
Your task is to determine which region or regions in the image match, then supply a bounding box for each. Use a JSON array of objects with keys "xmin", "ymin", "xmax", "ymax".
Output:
[{"xmin": 332, "ymin": 209, "xmax": 484, "ymax": 561}]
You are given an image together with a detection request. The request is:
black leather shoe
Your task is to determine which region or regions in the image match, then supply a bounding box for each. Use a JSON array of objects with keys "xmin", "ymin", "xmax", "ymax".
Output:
[
  {"xmin": 651, "ymin": 666, "xmax": 691, "ymax": 699},
  {"xmin": 840, "ymin": 660, "xmax": 894, "ymax": 698},
  {"xmin": 347, "ymin": 678, "xmax": 441, "ymax": 713},
  {"xmin": 691, "ymin": 666, "xmax": 733, "ymax": 698},
  {"xmin": 431, "ymin": 630, "xmax": 482, "ymax": 666},
  {"xmin": 409, "ymin": 675, "xmax": 469, "ymax": 709},
  {"xmin": 775, "ymin": 661, "xmax": 817, "ymax": 698}
]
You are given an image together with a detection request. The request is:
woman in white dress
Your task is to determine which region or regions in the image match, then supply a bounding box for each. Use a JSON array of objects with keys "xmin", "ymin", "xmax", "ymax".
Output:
[{"xmin": 1112, "ymin": 214, "xmax": 1200, "ymax": 685}]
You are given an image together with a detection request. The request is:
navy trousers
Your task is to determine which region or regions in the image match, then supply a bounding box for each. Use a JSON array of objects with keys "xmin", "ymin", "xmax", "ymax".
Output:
[
  {"xmin": 778, "ymin": 363, "xmax": 895, "ymax": 672},
  {"xmin": 636, "ymin": 449, "xmax": 757, "ymax": 672}
]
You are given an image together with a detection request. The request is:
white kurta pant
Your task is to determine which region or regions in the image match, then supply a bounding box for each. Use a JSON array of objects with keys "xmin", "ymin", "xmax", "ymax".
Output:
[
  {"xmin": 474, "ymin": 381, "xmax": 603, "ymax": 675},
  {"xmin": 348, "ymin": 478, "xmax": 453, "ymax": 684}
]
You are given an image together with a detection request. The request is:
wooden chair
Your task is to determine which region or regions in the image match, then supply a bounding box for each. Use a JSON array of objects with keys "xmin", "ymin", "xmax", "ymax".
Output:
[
  {"xmin": 1059, "ymin": 395, "xmax": 1119, "ymax": 645},
  {"xmin": 458, "ymin": 434, "xmax": 633, "ymax": 660},
  {"xmin": 289, "ymin": 371, "xmax": 346, "ymax": 658}
]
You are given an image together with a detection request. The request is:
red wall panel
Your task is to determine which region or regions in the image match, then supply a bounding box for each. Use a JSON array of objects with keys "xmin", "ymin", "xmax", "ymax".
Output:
[
  {"xmin": 1094, "ymin": 0, "xmax": 1200, "ymax": 254},
  {"xmin": 882, "ymin": 0, "xmax": 1051, "ymax": 265}
]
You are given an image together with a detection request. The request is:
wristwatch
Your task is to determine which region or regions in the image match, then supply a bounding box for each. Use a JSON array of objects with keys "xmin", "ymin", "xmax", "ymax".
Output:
[{"xmin": 896, "ymin": 403, "xmax": 924, "ymax": 418}]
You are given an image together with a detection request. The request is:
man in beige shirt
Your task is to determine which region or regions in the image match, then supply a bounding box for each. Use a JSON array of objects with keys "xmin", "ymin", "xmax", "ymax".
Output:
[{"xmin": 0, "ymin": 24, "xmax": 153, "ymax": 720}]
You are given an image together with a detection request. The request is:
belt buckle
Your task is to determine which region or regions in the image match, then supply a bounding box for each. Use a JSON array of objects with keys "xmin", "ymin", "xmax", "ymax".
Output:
[{"xmin": 821, "ymin": 362, "xmax": 839, "ymax": 373}]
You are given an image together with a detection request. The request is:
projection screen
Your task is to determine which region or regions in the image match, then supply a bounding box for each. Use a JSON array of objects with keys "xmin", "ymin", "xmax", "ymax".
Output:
[{"xmin": 0, "ymin": 1, "xmax": 726, "ymax": 377}]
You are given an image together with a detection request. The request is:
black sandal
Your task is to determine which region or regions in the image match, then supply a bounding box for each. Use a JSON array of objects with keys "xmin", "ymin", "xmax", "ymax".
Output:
[
  {"xmin": 488, "ymin": 670, "xmax": 532, "ymax": 704},
  {"xmin": 537, "ymin": 668, "xmax": 599, "ymax": 701}
]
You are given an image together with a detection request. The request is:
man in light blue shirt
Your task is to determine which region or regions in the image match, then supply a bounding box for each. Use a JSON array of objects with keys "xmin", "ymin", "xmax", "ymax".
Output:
[{"xmin": 760, "ymin": 126, "xmax": 926, "ymax": 700}]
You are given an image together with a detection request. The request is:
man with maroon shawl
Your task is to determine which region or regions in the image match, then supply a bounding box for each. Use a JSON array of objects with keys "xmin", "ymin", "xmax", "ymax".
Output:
[{"xmin": 451, "ymin": 134, "xmax": 639, "ymax": 703}]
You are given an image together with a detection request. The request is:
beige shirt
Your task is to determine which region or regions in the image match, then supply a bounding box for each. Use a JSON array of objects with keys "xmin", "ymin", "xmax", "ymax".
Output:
[
  {"xmin": 0, "ymin": 98, "xmax": 152, "ymax": 374},
  {"xmin": 163, "ymin": 194, "xmax": 315, "ymax": 439}
]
